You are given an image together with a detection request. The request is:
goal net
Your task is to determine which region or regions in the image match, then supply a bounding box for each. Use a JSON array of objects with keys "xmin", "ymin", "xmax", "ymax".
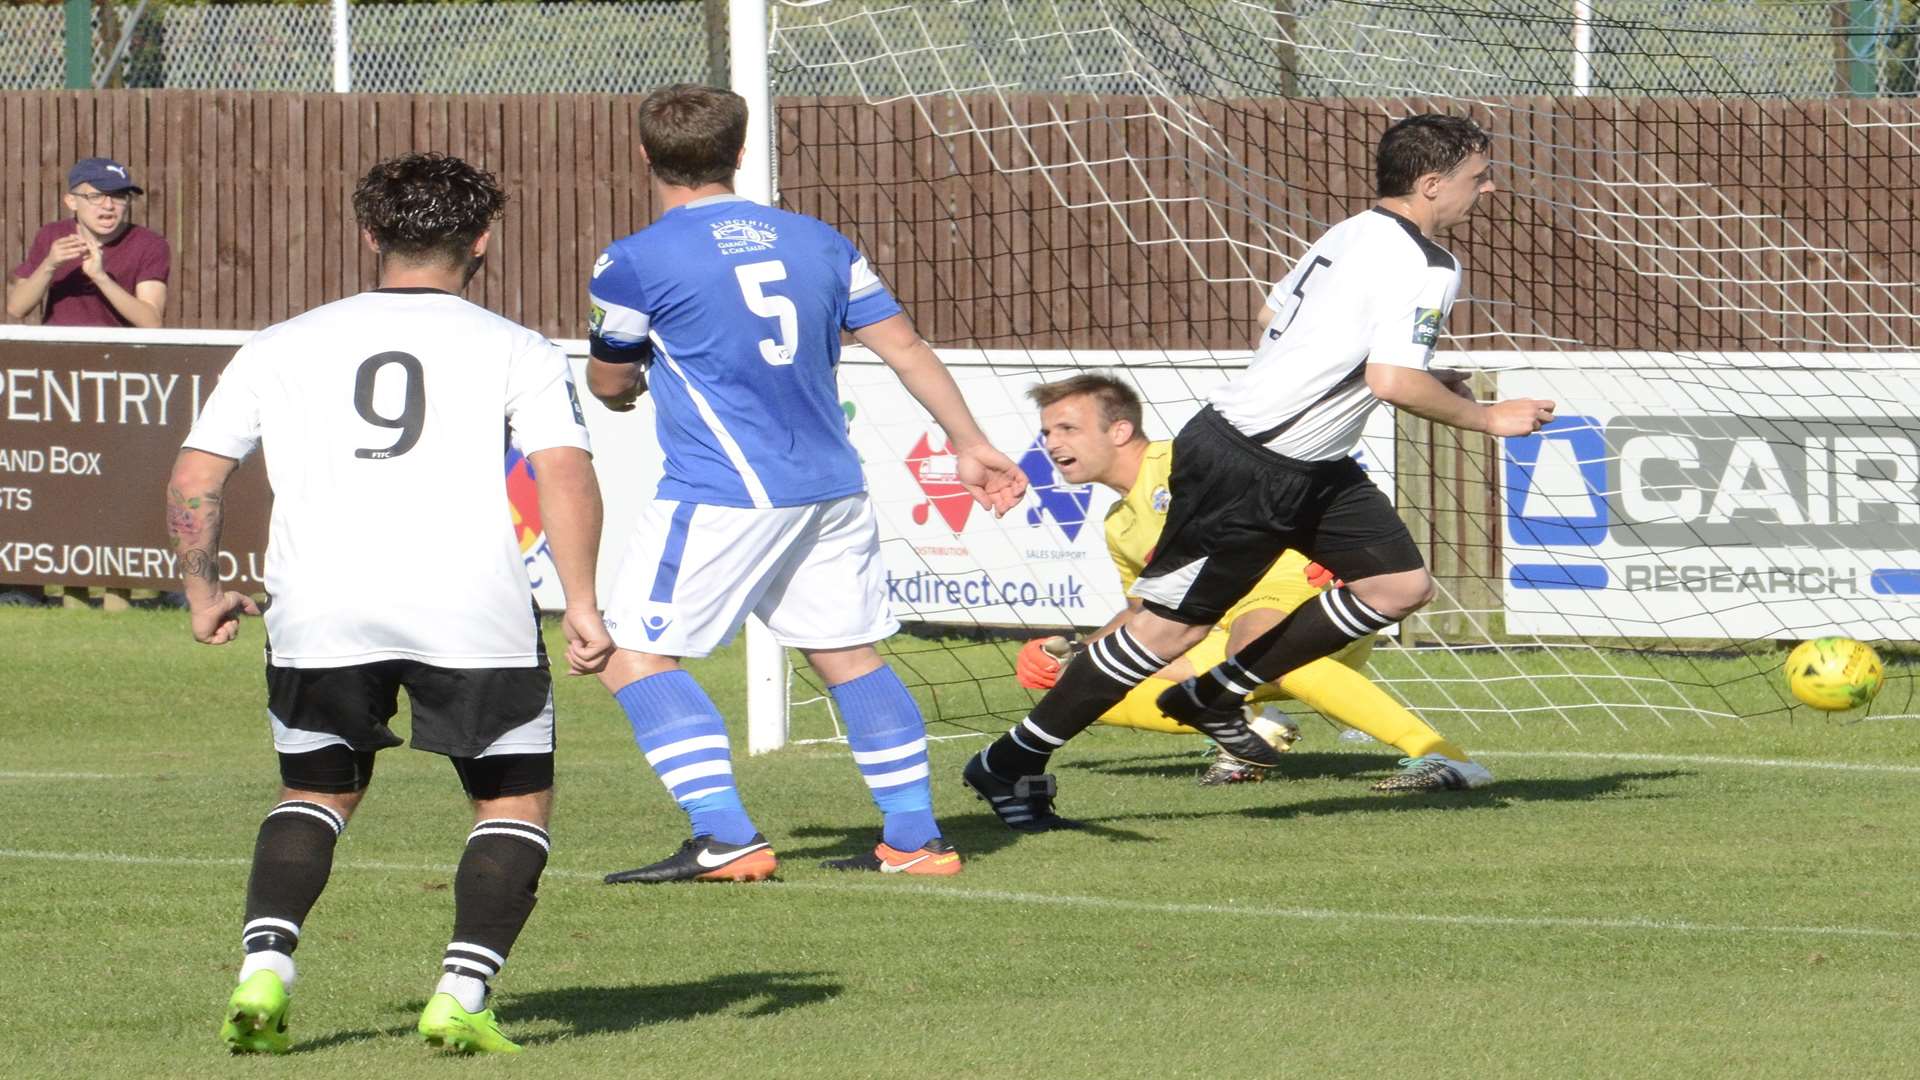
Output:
[{"xmin": 755, "ymin": 0, "xmax": 1920, "ymax": 747}]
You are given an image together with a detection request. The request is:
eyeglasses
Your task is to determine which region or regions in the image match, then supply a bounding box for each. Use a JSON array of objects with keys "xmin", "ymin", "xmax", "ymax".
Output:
[{"xmin": 70, "ymin": 190, "xmax": 133, "ymax": 206}]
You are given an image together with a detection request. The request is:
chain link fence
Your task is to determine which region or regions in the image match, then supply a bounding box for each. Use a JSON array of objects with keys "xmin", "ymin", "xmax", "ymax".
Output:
[
  {"xmin": 771, "ymin": 0, "xmax": 1920, "ymax": 100},
  {"xmin": 2, "ymin": 1, "xmax": 1917, "ymax": 97},
  {"xmin": 1, "ymin": 4, "xmax": 66, "ymax": 88},
  {"xmin": 1, "ymin": 0, "xmax": 714, "ymax": 92}
]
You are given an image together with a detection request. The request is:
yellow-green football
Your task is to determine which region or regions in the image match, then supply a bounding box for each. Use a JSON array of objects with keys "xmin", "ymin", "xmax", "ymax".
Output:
[{"xmin": 1785, "ymin": 637, "xmax": 1884, "ymax": 711}]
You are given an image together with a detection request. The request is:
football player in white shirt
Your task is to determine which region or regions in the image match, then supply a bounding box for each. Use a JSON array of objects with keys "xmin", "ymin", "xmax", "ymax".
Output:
[
  {"xmin": 169, "ymin": 153, "xmax": 611, "ymax": 1055},
  {"xmin": 965, "ymin": 115, "xmax": 1557, "ymax": 829}
]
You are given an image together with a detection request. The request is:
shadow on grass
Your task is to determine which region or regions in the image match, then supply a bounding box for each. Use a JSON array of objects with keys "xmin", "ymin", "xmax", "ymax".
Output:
[
  {"xmin": 778, "ymin": 759, "xmax": 1680, "ymax": 857},
  {"xmin": 291, "ymin": 1024, "xmax": 418, "ymax": 1054},
  {"xmin": 1051, "ymin": 769, "xmax": 1692, "ymax": 830},
  {"xmin": 1238, "ymin": 769, "xmax": 1692, "ymax": 821},
  {"xmin": 379, "ymin": 971, "xmax": 842, "ymax": 1045},
  {"xmin": 1074, "ymin": 749, "xmax": 1389, "ymax": 784},
  {"xmin": 779, "ymin": 809, "xmax": 1156, "ymax": 862},
  {"xmin": 509, "ymin": 972, "xmax": 842, "ymax": 1041}
]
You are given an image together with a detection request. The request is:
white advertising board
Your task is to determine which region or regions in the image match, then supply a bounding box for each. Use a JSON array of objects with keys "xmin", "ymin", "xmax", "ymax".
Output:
[
  {"xmin": 555, "ymin": 345, "xmax": 1398, "ymax": 630},
  {"xmin": 1494, "ymin": 353, "xmax": 1920, "ymax": 641}
]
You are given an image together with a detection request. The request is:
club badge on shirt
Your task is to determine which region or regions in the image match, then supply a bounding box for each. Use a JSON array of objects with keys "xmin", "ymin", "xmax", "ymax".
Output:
[
  {"xmin": 713, "ymin": 219, "xmax": 777, "ymax": 255},
  {"xmin": 565, "ymin": 379, "xmax": 586, "ymax": 425},
  {"xmin": 1411, "ymin": 307, "xmax": 1442, "ymax": 346}
]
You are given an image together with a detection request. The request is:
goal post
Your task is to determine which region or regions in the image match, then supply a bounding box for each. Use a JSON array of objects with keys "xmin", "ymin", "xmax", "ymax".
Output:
[
  {"xmin": 727, "ymin": 0, "xmax": 794, "ymax": 755},
  {"xmin": 737, "ymin": 0, "xmax": 1920, "ymax": 749}
]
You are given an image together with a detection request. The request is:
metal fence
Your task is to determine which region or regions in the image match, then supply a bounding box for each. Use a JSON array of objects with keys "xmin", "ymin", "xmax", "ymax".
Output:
[
  {"xmin": 771, "ymin": 0, "xmax": 1920, "ymax": 100},
  {"xmin": 3, "ymin": 1, "xmax": 1918, "ymax": 98},
  {"xmin": 1, "ymin": 1, "xmax": 714, "ymax": 92}
]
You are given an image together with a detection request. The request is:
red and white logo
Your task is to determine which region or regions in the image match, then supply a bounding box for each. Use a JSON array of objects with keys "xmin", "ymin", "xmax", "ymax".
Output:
[{"xmin": 905, "ymin": 433, "xmax": 974, "ymax": 533}]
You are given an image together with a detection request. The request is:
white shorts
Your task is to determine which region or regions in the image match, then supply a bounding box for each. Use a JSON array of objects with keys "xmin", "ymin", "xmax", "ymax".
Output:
[{"xmin": 606, "ymin": 493, "xmax": 899, "ymax": 658}]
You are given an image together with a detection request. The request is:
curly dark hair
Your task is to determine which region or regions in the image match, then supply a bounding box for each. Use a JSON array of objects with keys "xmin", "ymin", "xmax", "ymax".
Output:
[
  {"xmin": 1376, "ymin": 115, "xmax": 1490, "ymax": 198},
  {"xmin": 352, "ymin": 152, "xmax": 507, "ymax": 265}
]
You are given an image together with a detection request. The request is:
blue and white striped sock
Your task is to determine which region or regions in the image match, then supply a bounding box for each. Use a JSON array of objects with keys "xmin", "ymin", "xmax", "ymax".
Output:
[
  {"xmin": 613, "ymin": 670, "xmax": 758, "ymax": 845},
  {"xmin": 828, "ymin": 666, "xmax": 939, "ymax": 852}
]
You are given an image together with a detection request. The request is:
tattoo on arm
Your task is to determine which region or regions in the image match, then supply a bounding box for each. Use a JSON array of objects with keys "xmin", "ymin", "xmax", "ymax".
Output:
[
  {"xmin": 179, "ymin": 549, "xmax": 217, "ymax": 583},
  {"xmin": 167, "ymin": 484, "xmax": 225, "ymax": 585}
]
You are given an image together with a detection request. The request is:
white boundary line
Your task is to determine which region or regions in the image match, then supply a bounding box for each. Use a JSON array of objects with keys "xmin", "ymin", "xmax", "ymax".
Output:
[
  {"xmin": 3, "ymin": 748, "xmax": 1918, "ymax": 781},
  {"xmin": 773, "ymin": 881, "xmax": 1919, "ymax": 942},
  {"xmin": 1476, "ymin": 750, "xmax": 1920, "ymax": 775},
  {"xmin": 0, "ymin": 847, "xmax": 1910, "ymax": 943}
]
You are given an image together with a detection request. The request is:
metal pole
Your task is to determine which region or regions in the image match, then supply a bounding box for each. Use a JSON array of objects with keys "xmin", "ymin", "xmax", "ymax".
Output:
[
  {"xmin": 332, "ymin": 0, "xmax": 351, "ymax": 93},
  {"xmin": 730, "ymin": 0, "xmax": 786, "ymax": 754},
  {"xmin": 1571, "ymin": 0, "xmax": 1593, "ymax": 96},
  {"xmin": 730, "ymin": 0, "xmax": 772, "ymax": 205},
  {"xmin": 64, "ymin": 0, "xmax": 92, "ymax": 90},
  {"xmin": 1846, "ymin": 0, "xmax": 1879, "ymax": 97}
]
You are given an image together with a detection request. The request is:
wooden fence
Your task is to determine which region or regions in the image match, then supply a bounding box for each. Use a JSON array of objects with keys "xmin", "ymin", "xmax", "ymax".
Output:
[
  {"xmin": 4, "ymin": 91, "xmax": 1914, "ymax": 350},
  {"xmin": 2, "ymin": 93, "xmax": 652, "ymax": 337}
]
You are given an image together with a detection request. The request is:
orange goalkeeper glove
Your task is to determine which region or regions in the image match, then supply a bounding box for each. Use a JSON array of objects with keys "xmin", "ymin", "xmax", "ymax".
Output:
[
  {"xmin": 1304, "ymin": 561, "xmax": 1344, "ymax": 589},
  {"xmin": 1016, "ymin": 636, "xmax": 1072, "ymax": 689}
]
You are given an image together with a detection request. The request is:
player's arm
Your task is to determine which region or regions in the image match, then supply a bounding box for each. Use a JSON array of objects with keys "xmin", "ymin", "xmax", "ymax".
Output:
[
  {"xmin": 526, "ymin": 445, "xmax": 613, "ymax": 674},
  {"xmin": 1367, "ymin": 363, "xmax": 1553, "ymax": 436},
  {"xmin": 508, "ymin": 335, "xmax": 612, "ymax": 672},
  {"xmin": 586, "ymin": 355, "xmax": 647, "ymax": 412},
  {"xmin": 1247, "ymin": 262, "xmax": 1290, "ymax": 344},
  {"xmin": 585, "ymin": 250, "xmax": 653, "ymax": 411},
  {"xmin": 853, "ymin": 312, "xmax": 1027, "ymax": 515},
  {"xmin": 165, "ymin": 448, "xmax": 259, "ymax": 645},
  {"xmin": 1363, "ymin": 267, "xmax": 1553, "ymax": 437}
]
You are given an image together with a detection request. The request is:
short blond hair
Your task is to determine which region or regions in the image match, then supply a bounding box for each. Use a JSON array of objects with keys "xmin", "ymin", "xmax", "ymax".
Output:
[{"xmin": 1027, "ymin": 373, "xmax": 1145, "ymax": 439}]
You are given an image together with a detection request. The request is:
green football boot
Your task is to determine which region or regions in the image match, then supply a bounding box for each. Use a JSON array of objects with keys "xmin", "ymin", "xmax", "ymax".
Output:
[
  {"xmin": 418, "ymin": 992, "xmax": 523, "ymax": 1054},
  {"xmin": 220, "ymin": 970, "xmax": 291, "ymax": 1054}
]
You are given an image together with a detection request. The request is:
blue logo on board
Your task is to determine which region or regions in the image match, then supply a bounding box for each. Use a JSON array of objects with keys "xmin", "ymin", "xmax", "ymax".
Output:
[
  {"xmin": 1504, "ymin": 415, "xmax": 1610, "ymax": 590},
  {"xmin": 1018, "ymin": 436, "xmax": 1093, "ymax": 542}
]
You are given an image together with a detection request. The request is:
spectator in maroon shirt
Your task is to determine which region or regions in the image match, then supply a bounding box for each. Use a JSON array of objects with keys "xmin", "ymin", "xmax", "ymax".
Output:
[{"xmin": 7, "ymin": 157, "xmax": 170, "ymax": 328}]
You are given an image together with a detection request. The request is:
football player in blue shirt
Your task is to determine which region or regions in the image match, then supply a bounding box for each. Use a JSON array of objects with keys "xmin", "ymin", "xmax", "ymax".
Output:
[{"xmin": 587, "ymin": 84, "xmax": 1026, "ymax": 882}]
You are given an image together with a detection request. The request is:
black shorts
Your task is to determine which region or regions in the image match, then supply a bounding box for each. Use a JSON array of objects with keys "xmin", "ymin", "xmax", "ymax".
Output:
[
  {"xmin": 1133, "ymin": 407, "xmax": 1423, "ymax": 624},
  {"xmin": 265, "ymin": 658, "xmax": 554, "ymax": 760},
  {"xmin": 274, "ymin": 746, "xmax": 554, "ymax": 800}
]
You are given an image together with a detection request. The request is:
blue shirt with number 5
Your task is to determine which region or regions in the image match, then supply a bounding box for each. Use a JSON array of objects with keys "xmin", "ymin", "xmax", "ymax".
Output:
[{"xmin": 587, "ymin": 193, "xmax": 902, "ymax": 508}]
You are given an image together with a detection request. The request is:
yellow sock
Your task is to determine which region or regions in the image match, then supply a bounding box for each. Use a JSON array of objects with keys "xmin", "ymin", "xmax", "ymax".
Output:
[
  {"xmin": 1276, "ymin": 658, "xmax": 1470, "ymax": 761},
  {"xmin": 1096, "ymin": 678, "xmax": 1202, "ymax": 736}
]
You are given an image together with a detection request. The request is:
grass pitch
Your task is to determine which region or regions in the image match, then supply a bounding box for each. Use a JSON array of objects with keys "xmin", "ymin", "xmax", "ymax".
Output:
[{"xmin": 2, "ymin": 607, "xmax": 1917, "ymax": 1078}]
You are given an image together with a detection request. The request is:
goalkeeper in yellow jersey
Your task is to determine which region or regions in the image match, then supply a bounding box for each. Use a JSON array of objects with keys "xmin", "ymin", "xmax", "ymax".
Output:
[{"xmin": 1016, "ymin": 373, "xmax": 1490, "ymax": 791}]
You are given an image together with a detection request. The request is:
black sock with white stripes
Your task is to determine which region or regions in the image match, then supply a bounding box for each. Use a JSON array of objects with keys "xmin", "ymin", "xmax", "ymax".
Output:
[
  {"xmin": 436, "ymin": 819, "xmax": 551, "ymax": 1013},
  {"xmin": 1192, "ymin": 586, "xmax": 1397, "ymax": 709},
  {"xmin": 983, "ymin": 627, "xmax": 1170, "ymax": 779},
  {"xmin": 238, "ymin": 799, "xmax": 347, "ymax": 987}
]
